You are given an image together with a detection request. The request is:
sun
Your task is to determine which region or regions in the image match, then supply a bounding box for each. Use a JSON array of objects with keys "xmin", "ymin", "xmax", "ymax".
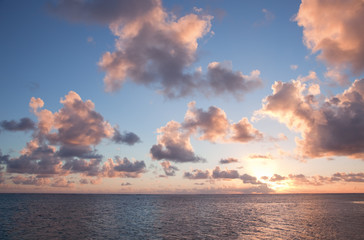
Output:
[{"xmin": 247, "ymin": 160, "xmax": 276, "ymax": 180}]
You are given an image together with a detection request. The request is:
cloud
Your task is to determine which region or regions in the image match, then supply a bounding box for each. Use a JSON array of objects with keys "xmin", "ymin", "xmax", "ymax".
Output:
[
  {"xmin": 194, "ymin": 182, "xmax": 204, "ymax": 185},
  {"xmin": 248, "ymin": 154, "xmax": 273, "ymax": 160},
  {"xmin": 151, "ymin": 101, "xmax": 264, "ymax": 163},
  {"xmin": 0, "ymin": 150, "xmax": 10, "ymax": 164},
  {"xmin": 79, "ymin": 178, "xmax": 89, "ymax": 184},
  {"xmin": 212, "ymin": 166, "xmax": 240, "ymax": 179},
  {"xmin": 11, "ymin": 175, "xmax": 50, "ymax": 186},
  {"xmin": 51, "ymin": 0, "xmax": 261, "ymax": 99},
  {"xmin": 160, "ymin": 161, "xmax": 178, "ymax": 176},
  {"xmin": 254, "ymin": 8, "xmax": 275, "ymax": 27},
  {"xmin": 97, "ymin": 0, "xmax": 213, "ymax": 98},
  {"xmin": 183, "ymin": 101, "xmax": 230, "ymax": 142},
  {"xmin": 230, "ymin": 118, "xmax": 263, "ymax": 143},
  {"xmin": 271, "ymin": 172, "xmax": 364, "ymax": 186},
  {"xmin": 3, "ymin": 92, "xmax": 146, "ymax": 182},
  {"xmin": 269, "ymin": 174, "xmax": 286, "ymax": 182},
  {"xmin": 112, "ymin": 128, "xmax": 141, "ymax": 145},
  {"xmin": 240, "ymin": 174, "xmax": 262, "ymax": 185},
  {"xmin": 62, "ymin": 158, "xmax": 102, "ymax": 176},
  {"xmin": 79, "ymin": 178, "xmax": 101, "ymax": 185},
  {"xmin": 0, "ymin": 118, "xmax": 35, "ymax": 132},
  {"xmin": 290, "ymin": 65, "xmax": 298, "ymax": 70},
  {"xmin": 0, "ymin": 172, "xmax": 4, "ymax": 184},
  {"xmin": 150, "ymin": 121, "xmax": 205, "ymax": 163},
  {"xmin": 56, "ymin": 145, "xmax": 102, "ymax": 159},
  {"xmin": 205, "ymin": 62, "xmax": 262, "ymax": 100},
  {"xmin": 296, "ymin": 71, "xmax": 318, "ymax": 83},
  {"xmin": 101, "ymin": 157, "xmax": 146, "ymax": 178},
  {"xmin": 184, "ymin": 169, "xmax": 210, "ymax": 179},
  {"xmin": 45, "ymin": 91, "xmax": 114, "ymax": 146},
  {"xmin": 240, "ymin": 184, "xmax": 274, "ymax": 194},
  {"xmin": 6, "ymin": 145, "xmax": 62, "ymax": 175},
  {"xmin": 295, "ymin": 0, "xmax": 364, "ymax": 81},
  {"xmin": 219, "ymin": 158, "xmax": 239, "ymax": 164},
  {"xmin": 258, "ymin": 78, "xmax": 364, "ymax": 159},
  {"xmin": 151, "ymin": 102, "xmax": 263, "ymax": 163},
  {"xmin": 331, "ymin": 172, "xmax": 364, "ymax": 182},
  {"xmin": 121, "ymin": 182, "xmax": 132, "ymax": 186},
  {"xmin": 51, "ymin": 177, "xmax": 75, "ymax": 188}
]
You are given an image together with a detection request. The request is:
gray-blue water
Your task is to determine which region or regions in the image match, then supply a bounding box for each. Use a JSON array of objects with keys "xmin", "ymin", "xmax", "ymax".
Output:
[{"xmin": 0, "ymin": 194, "xmax": 363, "ymax": 239}]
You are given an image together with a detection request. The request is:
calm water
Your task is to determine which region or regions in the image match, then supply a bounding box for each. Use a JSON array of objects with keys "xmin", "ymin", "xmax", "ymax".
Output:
[{"xmin": 0, "ymin": 194, "xmax": 363, "ymax": 239}]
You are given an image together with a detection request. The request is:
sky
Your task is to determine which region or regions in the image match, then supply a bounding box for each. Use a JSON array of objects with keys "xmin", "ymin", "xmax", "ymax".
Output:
[{"xmin": 0, "ymin": 0, "xmax": 364, "ymax": 194}]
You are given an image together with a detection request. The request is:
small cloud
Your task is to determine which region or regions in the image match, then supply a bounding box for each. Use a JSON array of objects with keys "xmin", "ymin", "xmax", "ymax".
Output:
[
  {"xmin": 219, "ymin": 158, "xmax": 239, "ymax": 164},
  {"xmin": 87, "ymin": 36, "xmax": 94, "ymax": 43},
  {"xmin": 184, "ymin": 169, "xmax": 210, "ymax": 179},
  {"xmin": 1, "ymin": 118, "xmax": 35, "ymax": 132},
  {"xmin": 248, "ymin": 154, "xmax": 273, "ymax": 160},
  {"xmin": 254, "ymin": 8, "xmax": 275, "ymax": 27},
  {"xmin": 112, "ymin": 128, "xmax": 141, "ymax": 145},
  {"xmin": 194, "ymin": 182, "xmax": 204, "ymax": 185},
  {"xmin": 290, "ymin": 65, "xmax": 298, "ymax": 70},
  {"xmin": 193, "ymin": 7, "xmax": 203, "ymax": 13},
  {"xmin": 121, "ymin": 182, "xmax": 131, "ymax": 186},
  {"xmin": 25, "ymin": 81, "xmax": 40, "ymax": 91}
]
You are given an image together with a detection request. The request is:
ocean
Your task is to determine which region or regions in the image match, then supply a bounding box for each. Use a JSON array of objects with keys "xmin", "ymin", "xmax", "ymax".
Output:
[{"xmin": 0, "ymin": 194, "xmax": 363, "ymax": 239}]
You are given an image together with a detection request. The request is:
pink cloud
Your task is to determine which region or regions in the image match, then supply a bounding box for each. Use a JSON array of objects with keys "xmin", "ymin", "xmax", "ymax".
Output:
[
  {"xmin": 296, "ymin": 0, "xmax": 364, "ymax": 82},
  {"xmin": 258, "ymin": 78, "xmax": 364, "ymax": 159}
]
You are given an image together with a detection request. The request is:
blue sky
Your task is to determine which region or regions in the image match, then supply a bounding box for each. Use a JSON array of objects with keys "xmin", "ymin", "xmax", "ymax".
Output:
[{"xmin": 0, "ymin": 0, "xmax": 363, "ymax": 193}]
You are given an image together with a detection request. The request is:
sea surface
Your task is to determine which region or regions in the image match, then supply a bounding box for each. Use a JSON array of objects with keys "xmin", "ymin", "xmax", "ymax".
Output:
[{"xmin": 0, "ymin": 194, "xmax": 363, "ymax": 239}]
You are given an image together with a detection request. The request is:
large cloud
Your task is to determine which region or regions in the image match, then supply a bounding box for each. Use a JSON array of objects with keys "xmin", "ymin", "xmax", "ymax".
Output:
[
  {"xmin": 41, "ymin": 91, "xmax": 114, "ymax": 146},
  {"xmin": 50, "ymin": 0, "xmax": 261, "ymax": 99},
  {"xmin": 258, "ymin": 78, "xmax": 364, "ymax": 159},
  {"xmin": 6, "ymin": 145, "xmax": 62, "ymax": 175},
  {"xmin": 295, "ymin": 0, "xmax": 364, "ymax": 82},
  {"xmin": 3, "ymin": 91, "xmax": 144, "ymax": 184}
]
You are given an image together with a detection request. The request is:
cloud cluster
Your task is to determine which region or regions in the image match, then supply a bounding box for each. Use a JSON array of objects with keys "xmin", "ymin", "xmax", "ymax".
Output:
[
  {"xmin": 296, "ymin": 0, "xmax": 364, "ymax": 83},
  {"xmin": 1, "ymin": 92, "xmax": 144, "ymax": 186},
  {"xmin": 184, "ymin": 167, "xmax": 263, "ymax": 185},
  {"xmin": 50, "ymin": 0, "xmax": 261, "ymax": 99},
  {"xmin": 258, "ymin": 78, "xmax": 364, "ymax": 159},
  {"xmin": 151, "ymin": 102, "xmax": 262, "ymax": 163},
  {"xmin": 264, "ymin": 172, "xmax": 364, "ymax": 185},
  {"xmin": 11, "ymin": 175, "xmax": 50, "ymax": 186},
  {"xmin": 101, "ymin": 157, "xmax": 146, "ymax": 178}
]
